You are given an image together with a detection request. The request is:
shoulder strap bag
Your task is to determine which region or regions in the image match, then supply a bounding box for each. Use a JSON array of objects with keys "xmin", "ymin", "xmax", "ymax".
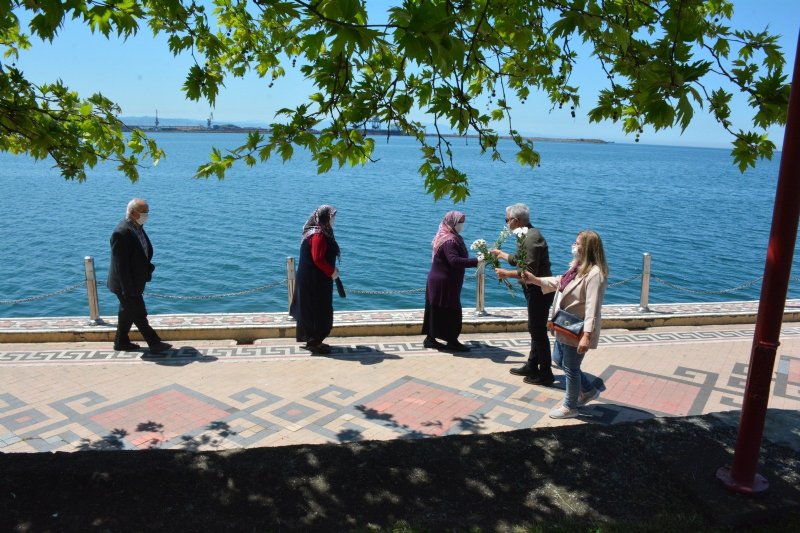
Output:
[{"xmin": 549, "ymin": 286, "xmax": 584, "ymax": 341}]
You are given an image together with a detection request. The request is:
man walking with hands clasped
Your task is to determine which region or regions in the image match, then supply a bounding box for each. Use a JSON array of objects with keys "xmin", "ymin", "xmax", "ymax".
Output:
[
  {"xmin": 492, "ymin": 203, "xmax": 555, "ymax": 386},
  {"xmin": 107, "ymin": 198, "xmax": 172, "ymax": 355}
]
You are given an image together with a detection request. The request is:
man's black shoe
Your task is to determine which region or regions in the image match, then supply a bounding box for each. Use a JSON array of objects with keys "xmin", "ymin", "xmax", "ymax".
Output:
[
  {"xmin": 148, "ymin": 342, "xmax": 173, "ymax": 355},
  {"xmin": 445, "ymin": 341, "xmax": 471, "ymax": 352},
  {"xmin": 113, "ymin": 342, "xmax": 141, "ymax": 352},
  {"xmin": 524, "ymin": 373, "xmax": 555, "ymax": 387},
  {"xmin": 423, "ymin": 337, "xmax": 445, "ymax": 350},
  {"xmin": 509, "ymin": 363, "xmax": 538, "ymax": 377}
]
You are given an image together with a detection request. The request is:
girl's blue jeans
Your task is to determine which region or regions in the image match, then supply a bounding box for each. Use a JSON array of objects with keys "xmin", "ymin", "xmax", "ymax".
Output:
[{"xmin": 552, "ymin": 340, "xmax": 593, "ymax": 409}]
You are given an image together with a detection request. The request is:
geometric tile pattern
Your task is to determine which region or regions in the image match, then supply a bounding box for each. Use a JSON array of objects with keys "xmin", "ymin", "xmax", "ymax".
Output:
[
  {"xmin": 1, "ymin": 325, "xmax": 799, "ymax": 454},
  {"xmin": 5, "ymin": 344, "xmax": 798, "ymax": 453},
  {"xmin": 0, "ymin": 376, "xmax": 555, "ymax": 452},
  {"xmin": 1, "ymin": 327, "xmax": 800, "ymax": 365},
  {"xmin": 0, "ymin": 408, "xmax": 49, "ymax": 431},
  {"xmin": 271, "ymin": 402, "xmax": 319, "ymax": 424}
]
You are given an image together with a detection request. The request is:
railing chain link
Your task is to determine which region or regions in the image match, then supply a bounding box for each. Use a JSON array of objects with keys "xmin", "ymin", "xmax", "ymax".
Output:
[
  {"xmin": 651, "ymin": 274, "xmax": 764, "ymax": 295},
  {"xmin": 146, "ymin": 279, "xmax": 287, "ymax": 301},
  {"xmin": 0, "ymin": 282, "xmax": 86, "ymax": 305},
  {"xmin": 349, "ymin": 287, "xmax": 426, "ymax": 295},
  {"xmin": 608, "ymin": 273, "xmax": 642, "ymax": 288}
]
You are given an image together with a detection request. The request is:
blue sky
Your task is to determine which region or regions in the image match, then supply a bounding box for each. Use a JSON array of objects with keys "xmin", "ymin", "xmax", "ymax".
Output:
[{"xmin": 12, "ymin": 0, "xmax": 800, "ymax": 148}]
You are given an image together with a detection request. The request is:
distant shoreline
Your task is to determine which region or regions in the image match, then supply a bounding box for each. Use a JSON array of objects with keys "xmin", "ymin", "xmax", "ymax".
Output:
[{"xmin": 121, "ymin": 125, "xmax": 610, "ymax": 145}]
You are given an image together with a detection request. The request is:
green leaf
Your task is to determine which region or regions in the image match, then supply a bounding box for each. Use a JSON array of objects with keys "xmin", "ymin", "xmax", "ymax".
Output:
[
  {"xmin": 278, "ymin": 142, "xmax": 294, "ymax": 162},
  {"xmin": 317, "ymin": 153, "xmax": 333, "ymax": 174}
]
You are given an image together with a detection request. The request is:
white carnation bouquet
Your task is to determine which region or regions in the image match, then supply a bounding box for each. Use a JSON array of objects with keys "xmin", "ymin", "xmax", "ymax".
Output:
[{"xmin": 471, "ymin": 227, "xmax": 514, "ymax": 293}]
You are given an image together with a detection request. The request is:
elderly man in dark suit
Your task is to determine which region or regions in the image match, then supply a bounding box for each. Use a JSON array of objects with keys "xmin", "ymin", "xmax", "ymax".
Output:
[{"xmin": 107, "ymin": 198, "xmax": 171, "ymax": 354}]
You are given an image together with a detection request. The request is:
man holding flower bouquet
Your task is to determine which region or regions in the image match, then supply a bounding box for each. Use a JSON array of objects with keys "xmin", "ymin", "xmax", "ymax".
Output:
[{"xmin": 491, "ymin": 203, "xmax": 555, "ymax": 386}]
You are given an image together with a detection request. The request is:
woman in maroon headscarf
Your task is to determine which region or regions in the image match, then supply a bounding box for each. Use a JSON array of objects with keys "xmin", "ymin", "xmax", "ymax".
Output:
[
  {"xmin": 421, "ymin": 211, "xmax": 480, "ymax": 352},
  {"xmin": 290, "ymin": 205, "xmax": 340, "ymax": 354}
]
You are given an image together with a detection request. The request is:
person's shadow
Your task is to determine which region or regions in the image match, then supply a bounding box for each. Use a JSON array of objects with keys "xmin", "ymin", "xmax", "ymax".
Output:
[
  {"xmin": 140, "ymin": 346, "xmax": 218, "ymax": 366},
  {"xmin": 446, "ymin": 339, "xmax": 531, "ymax": 364},
  {"xmin": 312, "ymin": 345, "xmax": 403, "ymax": 365}
]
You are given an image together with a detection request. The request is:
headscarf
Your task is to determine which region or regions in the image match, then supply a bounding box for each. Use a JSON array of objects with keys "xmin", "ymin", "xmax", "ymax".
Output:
[
  {"xmin": 301, "ymin": 204, "xmax": 340, "ymax": 258},
  {"xmin": 431, "ymin": 210, "xmax": 466, "ymax": 258}
]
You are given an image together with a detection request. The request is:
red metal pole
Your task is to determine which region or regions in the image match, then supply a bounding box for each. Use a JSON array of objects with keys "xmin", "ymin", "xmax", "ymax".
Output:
[{"xmin": 716, "ymin": 31, "xmax": 800, "ymax": 494}]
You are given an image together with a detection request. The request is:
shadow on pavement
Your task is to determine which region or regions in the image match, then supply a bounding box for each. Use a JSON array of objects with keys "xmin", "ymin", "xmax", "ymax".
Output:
[
  {"xmin": 75, "ymin": 420, "xmax": 238, "ymax": 452},
  {"xmin": 139, "ymin": 346, "xmax": 218, "ymax": 366},
  {"xmin": 2, "ymin": 410, "xmax": 798, "ymax": 531},
  {"xmin": 448, "ymin": 340, "xmax": 528, "ymax": 363},
  {"xmin": 313, "ymin": 344, "xmax": 403, "ymax": 365}
]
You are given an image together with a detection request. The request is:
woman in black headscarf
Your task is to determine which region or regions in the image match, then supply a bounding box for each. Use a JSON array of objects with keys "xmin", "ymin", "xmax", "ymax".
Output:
[{"xmin": 290, "ymin": 205, "xmax": 340, "ymax": 354}]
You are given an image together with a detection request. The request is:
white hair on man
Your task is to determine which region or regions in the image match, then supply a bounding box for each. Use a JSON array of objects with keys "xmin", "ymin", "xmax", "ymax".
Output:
[
  {"xmin": 506, "ymin": 203, "xmax": 530, "ymax": 224},
  {"xmin": 127, "ymin": 198, "xmax": 146, "ymax": 215}
]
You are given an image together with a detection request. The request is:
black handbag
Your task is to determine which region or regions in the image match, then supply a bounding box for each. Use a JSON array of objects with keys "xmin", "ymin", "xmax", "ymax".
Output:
[{"xmin": 551, "ymin": 308, "xmax": 584, "ymax": 340}]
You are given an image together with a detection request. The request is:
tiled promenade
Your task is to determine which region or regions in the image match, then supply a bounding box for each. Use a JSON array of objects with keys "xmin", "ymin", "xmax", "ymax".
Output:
[{"xmin": 1, "ymin": 317, "xmax": 799, "ymax": 454}]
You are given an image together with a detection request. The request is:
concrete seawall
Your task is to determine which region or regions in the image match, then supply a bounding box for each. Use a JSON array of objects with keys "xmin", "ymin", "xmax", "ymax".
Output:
[{"xmin": 2, "ymin": 299, "xmax": 799, "ymax": 344}]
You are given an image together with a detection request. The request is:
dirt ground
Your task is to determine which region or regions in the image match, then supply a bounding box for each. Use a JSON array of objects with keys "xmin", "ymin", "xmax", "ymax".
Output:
[{"xmin": 1, "ymin": 412, "xmax": 798, "ymax": 532}]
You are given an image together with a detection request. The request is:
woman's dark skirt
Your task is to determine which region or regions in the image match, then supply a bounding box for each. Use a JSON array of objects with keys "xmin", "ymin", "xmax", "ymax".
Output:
[{"xmin": 421, "ymin": 301, "xmax": 463, "ymax": 342}]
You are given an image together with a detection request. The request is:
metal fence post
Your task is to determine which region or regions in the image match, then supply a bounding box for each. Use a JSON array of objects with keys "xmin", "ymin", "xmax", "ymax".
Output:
[
  {"xmin": 475, "ymin": 265, "xmax": 487, "ymax": 316},
  {"xmin": 286, "ymin": 257, "xmax": 296, "ymax": 313},
  {"xmin": 639, "ymin": 252, "xmax": 651, "ymax": 312},
  {"xmin": 84, "ymin": 256, "xmax": 103, "ymax": 325}
]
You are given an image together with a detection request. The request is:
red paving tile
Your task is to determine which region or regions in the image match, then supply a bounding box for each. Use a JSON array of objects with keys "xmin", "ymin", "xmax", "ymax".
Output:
[
  {"xmin": 363, "ymin": 381, "xmax": 484, "ymax": 436},
  {"xmin": 788, "ymin": 359, "xmax": 800, "ymax": 383},
  {"xmin": 603, "ymin": 369, "xmax": 700, "ymax": 416},
  {"xmin": 89, "ymin": 390, "xmax": 230, "ymax": 447}
]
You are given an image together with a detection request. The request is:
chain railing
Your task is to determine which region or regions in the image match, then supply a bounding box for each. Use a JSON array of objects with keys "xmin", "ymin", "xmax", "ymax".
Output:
[
  {"xmin": 0, "ymin": 282, "xmax": 86, "ymax": 305},
  {"xmin": 3, "ymin": 255, "xmax": 800, "ymax": 322},
  {"xmin": 349, "ymin": 287, "xmax": 426, "ymax": 295},
  {"xmin": 146, "ymin": 279, "xmax": 287, "ymax": 301},
  {"xmin": 650, "ymin": 275, "xmax": 770, "ymax": 296},
  {"xmin": 608, "ymin": 273, "xmax": 642, "ymax": 288}
]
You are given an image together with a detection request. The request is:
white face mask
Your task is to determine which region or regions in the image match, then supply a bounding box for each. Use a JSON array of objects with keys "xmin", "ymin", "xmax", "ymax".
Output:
[
  {"xmin": 571, "ymin": 244, "xmax": 579, "ymax": 259},
  {"xmin": 455, "ymin": 222, "xmax": 465, "ymax": 234},
  {"xmin": 137, "ymin": 212, "xmax": 149, "ymax": 225}
]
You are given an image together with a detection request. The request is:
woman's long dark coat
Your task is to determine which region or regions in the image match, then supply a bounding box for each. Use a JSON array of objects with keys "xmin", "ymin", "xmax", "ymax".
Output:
[{"xmin": 291, "ymin": 235, "xmax": 338, "ymax": 344}]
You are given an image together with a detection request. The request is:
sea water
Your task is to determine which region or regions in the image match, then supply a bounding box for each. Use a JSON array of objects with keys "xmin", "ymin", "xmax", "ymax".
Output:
[{"xmin": 0, "ymin": 133, "xmax": 797, "ymax": 318}]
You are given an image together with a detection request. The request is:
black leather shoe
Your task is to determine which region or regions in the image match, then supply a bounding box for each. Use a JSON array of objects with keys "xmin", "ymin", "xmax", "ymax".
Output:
[
  {"xmin": 113, "ymin": 342, "xmax": 141, "ymax": 352},
  {"xmin": 148, "ymin": 342, "xmax": 173, "ymax": 355},
  {"xmin": 509, "ymin": 363, "xmax": 538, "ymax": 377},
  {"xmin": 524, "ymin": 373, "xmax": 555, "ymax": 387},
  {"xmin": 423, "ymin": 337, "xmax": 445, "ymax": 350},
  {"xmin": 445, "ymin": 341, "xmax": 471, "ymax": 352}
]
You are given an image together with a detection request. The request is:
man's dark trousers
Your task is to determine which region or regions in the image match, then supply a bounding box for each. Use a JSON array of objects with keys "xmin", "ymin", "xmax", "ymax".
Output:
[
  {"xmin": 524, "ymin": 284, "xmax": 555, "ymax": 375},
  {"xmin": 114, "ymin": 294, "xmax": 161, "ymax": 347}
]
